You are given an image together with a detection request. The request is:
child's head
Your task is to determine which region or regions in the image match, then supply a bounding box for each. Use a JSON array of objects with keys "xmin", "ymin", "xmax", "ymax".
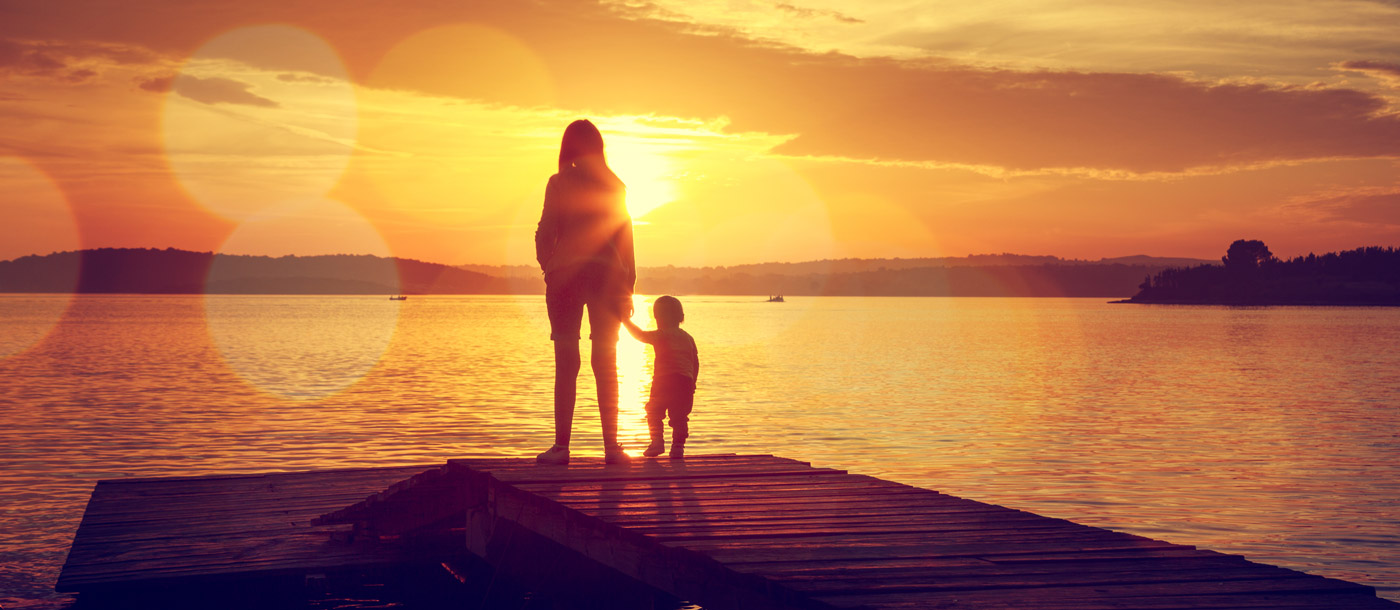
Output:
[{"xmin": 652, "ymin": 295, "xmax": 684, "ymax": 328}]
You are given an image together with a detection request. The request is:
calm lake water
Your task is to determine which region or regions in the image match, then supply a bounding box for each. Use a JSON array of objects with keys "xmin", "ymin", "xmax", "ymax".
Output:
[{"xmin": 2, "ymin": 294, "xmax": 1398, "ymax": 607}]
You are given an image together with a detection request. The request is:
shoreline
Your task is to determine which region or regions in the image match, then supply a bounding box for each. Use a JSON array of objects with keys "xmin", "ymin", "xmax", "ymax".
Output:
[{"xmin": 1111, "ymin": 298, "xmax": 1400, "ymax": 306}]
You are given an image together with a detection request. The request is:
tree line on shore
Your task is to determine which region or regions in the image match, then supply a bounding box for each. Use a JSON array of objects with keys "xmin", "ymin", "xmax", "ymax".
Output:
[{"xmin": 1128, "ymin": 241, "xmax": 1400, "ymax": 305}]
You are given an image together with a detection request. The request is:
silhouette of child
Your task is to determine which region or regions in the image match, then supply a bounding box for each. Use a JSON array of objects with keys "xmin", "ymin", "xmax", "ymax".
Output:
[{"xmin": 621, "ymin": 296, "xmax": 699, "ymax": 459}]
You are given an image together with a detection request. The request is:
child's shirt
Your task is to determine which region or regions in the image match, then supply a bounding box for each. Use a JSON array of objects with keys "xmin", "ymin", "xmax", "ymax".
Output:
[{"xmin": 632, "ymin": 326, "xmax": 699, "ymax": 382}]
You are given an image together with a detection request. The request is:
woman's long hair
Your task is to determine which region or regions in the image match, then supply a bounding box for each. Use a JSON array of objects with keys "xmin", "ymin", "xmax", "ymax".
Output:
[{"xmin": 558, "ymin": 119, "xmax": 621, "ymax": 186}]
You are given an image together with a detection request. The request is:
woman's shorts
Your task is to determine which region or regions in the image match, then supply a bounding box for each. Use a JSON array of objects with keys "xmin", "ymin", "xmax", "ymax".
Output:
[{"xmin": 545, "ymin": 264, "xmax": 629, "ymax": 342}]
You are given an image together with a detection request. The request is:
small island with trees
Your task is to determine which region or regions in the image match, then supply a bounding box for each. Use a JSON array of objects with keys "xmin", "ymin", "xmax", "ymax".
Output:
[{"xmin": 1122, "ymin": 240, "xmax": 1400, "ymax": 305}]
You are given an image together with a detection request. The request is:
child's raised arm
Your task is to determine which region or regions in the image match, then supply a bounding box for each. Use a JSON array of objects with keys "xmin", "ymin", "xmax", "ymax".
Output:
[{"xmin": 620, "ymin": 315, "xmax": 649, "ymax": 342}]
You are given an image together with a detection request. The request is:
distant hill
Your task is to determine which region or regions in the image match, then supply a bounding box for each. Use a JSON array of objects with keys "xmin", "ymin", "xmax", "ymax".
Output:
[
  {"xmin": 1125, "ymin": 243, "xmax": 1400, "ymax": 305},
  {"xmin": 633, "ymin": 254, "xmax": 1209, "ymax": 297},
  {"xmin": 636, "ymin": 263, "xmax": 1170, "ymax": 298},
  {"xmin": 0, "ymin": 248, "xmax": 1211, "ymax": 297},
  {"xmin": 0, "ymin": 248, "xmax": 507, "ymax": 294},
  {"xmin": 462, "ymin": 254, "xmax": 1210, "ymax": 298},
  {"xmin": 463, "ymin": 254, "xmax": 1211, "ymax": 278}
]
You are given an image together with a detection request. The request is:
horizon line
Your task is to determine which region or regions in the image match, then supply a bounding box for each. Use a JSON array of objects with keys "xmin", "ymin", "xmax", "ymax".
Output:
[{"xmin": 0, "ymin": 245, "xmax": 1227, "ymax": 269}]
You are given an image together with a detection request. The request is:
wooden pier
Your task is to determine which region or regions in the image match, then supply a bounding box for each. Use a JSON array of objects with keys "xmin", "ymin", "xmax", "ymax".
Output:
[
  {"xmin": 60, "ymin": 455, "xmax": 1398, "ymax": 608},
  {"xmin": 55, "ymin": 464, "xmax": 445, "ymax": 594}
]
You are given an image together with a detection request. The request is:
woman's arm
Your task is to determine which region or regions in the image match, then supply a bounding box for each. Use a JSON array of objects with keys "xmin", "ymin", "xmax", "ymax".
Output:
[
  {"xmin": 535, "ymin": 176, "xmax": 560, "ymax": 272},
  {"xmin": 617, "ymin": 197, "xmax": 636, "ymax": 292}
]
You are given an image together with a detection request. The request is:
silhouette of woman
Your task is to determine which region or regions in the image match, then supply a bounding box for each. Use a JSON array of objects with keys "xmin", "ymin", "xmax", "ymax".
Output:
[{"xmin": 534, "ymin": 119, "xmax": 635, "ymax": 465}]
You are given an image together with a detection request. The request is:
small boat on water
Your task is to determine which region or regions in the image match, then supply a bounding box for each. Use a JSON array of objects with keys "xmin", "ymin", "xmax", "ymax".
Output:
[
  {"xmin": 766, "ymin": 295, "xmax": 785, "ymax": 302},
  {"xmin": 389, "ymin": 295, "xmax": 408, "ymax": 301}
]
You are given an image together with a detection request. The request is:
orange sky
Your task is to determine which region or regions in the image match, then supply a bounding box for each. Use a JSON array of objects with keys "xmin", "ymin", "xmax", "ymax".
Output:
[{"xmin": 2, "ymin": 0, "xmax": 1399, "ymax": 266}]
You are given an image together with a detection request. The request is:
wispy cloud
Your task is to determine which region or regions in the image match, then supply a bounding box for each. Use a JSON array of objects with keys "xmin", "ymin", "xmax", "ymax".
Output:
[
  {"xmin": 171, "ymin": 74, "xmax": 279, "ymax": 108},
  {"xmin": 753, "ymin": 62, "xmax": 1400, "ymax": 174},
  {"xmin": 1336, "ymin": 59, "xmax": 1400, "ymax": 88},
  {"xmin": 773, "ymin": 3, "xmax": 863, "ymax": 24},
  {"xmin": 0, "ymin": 38, "xmax": 101, "ymax": 82},
  {"xmin": 1283, "ymin": 186, "xmax": 1400, "ymax": 226}
]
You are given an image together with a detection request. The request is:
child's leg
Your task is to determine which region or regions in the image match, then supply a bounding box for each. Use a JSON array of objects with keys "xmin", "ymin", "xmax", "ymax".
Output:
[
  {"xmin": 643, "ymin": 387, "xmax": 666, "ymax": 457},
  {"xmin": 667, "ymin": 380, "xmax": 695, "ymax": 447},
  {"xmin": 644, "ymin": 397, "xmax": 666, "ymax": 443}
]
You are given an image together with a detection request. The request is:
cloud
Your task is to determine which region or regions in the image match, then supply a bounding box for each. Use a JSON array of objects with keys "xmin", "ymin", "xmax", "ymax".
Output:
[
  {"xmin": 0, "ymin": 39, "xmax": 67, "ymax": 76},
  {"xmin": 276, "ymin": 72, "xmax": 338, "ymax": 84},
  {"xmin": 747, "ymin": 61, "xmax": 1400, "ymax": 173},
  {"xmin": 172, "ymin": 74, "xmax": 279, "ymax": 107},
  {"xmin": 1336, "ymin": 59, "xmax": 1400, "ymax": 88},
  {"xmin": 60, "ymin": 68, "xmax": 97, "ymax": 83},
  {"xmin": 773, "ymin": 3, "xmax": 863, "ymax": 24},
  {"xmin": 1286, "ymin": 187, "xmax": 1400, "ymax": 225},
  {"xmin": 137, "ymin": 75, "xmax": 173, "ymax": 92},
  {"xmin": 0, "ymin": 37, "xmax": 163, "ymax": 79},
  {"xmin": 1338, "ymin": 60, "xmax": 1400, "ymax": 77}
]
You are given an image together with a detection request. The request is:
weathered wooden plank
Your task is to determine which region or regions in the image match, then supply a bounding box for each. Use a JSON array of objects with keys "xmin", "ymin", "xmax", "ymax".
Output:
[
  {"xmin": 595, "ymin": 504, "xmax": 1015, "ymax": 526},
  {"xmin": 810, "ymin": 575, "xmax": 1378, "ymax": 606},
  {"xmin": 494, "ymin": 466, "xmax": 850, "ymax": 485},
  {"xmin": 549, "ymin": 492, "xmax": 951, "ymax": 515},
  {"xmin": 57, "ymin": 533, "xmax": 418, "ymax": 589},
  {"xmin": 649, "ymin": 521, "xmax": 1091, "ymax": 543},
  {"xmin": 821, "ymin": 592, "xmax": 1398, "ymax": 610},
  {"xmin": 99, "ymin": 477, "xmax": 399, "ymax": 507},
  {"xmin": 471, "ymin": 458, "xmax": 840, "ymax": 478},
  {"xmin": 779, "ymin": 565, "xmax": 1317, "ymax": 595},
  {"xmin": 565, "ymin": 495, "xmax": 1016, "ymax": 521},
  {"xmin": 779, "ymin": 561, "xmax": 1295, "ymax": 587},
  {"xmin": 674, "ymin": 527, "xmax": 1158, "ymax": 553},
  {"xmin": 705, "ymin": 537, "xmax": 1186, "ymax": 565},
  {"xmin": 517, "ymin": 481, "xmax": 914, "ymax": 506},
  {"xmin": 74, "ymin": 467, "xmax": 435, "ymax": 518},
  {"xmin": 514, "ymin": 472, "xmax": 901, "ymax": 494},
  {"xmin": 625, "ymin": 512, "xmax": 1057, "ymax": 536},
  {"xmin": 58, "ymin": 551, "xmax": 412, "ymax": 589},
  {"xmin": 724, "ymin": 547, "xmax": 1221, "ymax": 577},
  {"xmin": 450, "ymin": 455, "xmax": 809, "ymax": 480},
  {"xmin": 85, "ymin": 466, "xmax": 434, "ymax": 500},
  {"xmin": 73, "ymin": 494, "xmax": 405, "ymax": 528},
  {"xmin": 62, "ymin": 530, "xmax": 353, "ymax": 567},
  {"xmin": 533, "ymin": 483, "xmax": 921, "ymax": 506}
]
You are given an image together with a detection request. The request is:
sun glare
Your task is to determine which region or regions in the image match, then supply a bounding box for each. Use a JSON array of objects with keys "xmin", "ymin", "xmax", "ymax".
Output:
[{"xmin": 606, "ymin": 139, "xmax": 678, "ymax": 220}]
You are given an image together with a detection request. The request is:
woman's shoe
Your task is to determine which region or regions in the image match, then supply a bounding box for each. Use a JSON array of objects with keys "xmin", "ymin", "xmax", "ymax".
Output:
[
  {"xmin": 605, "ymin": 444, "xmax": 631, "ymax": 464},
  {"xmin": 643, "ymin": 440, "xmax": 665, "ymax": 457},
  {"xmin": 536, "ymin": 445, "xmax": 570, "ymax": 465},
  {"xmin": 669, "ymin": 444, "xmax": 684, "ymax": 460}
]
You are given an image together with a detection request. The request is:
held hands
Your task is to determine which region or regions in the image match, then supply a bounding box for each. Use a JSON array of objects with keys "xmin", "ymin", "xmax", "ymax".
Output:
[{"xmin": 619, "ymin": 296, "xmax": 643, "ymax": 339}]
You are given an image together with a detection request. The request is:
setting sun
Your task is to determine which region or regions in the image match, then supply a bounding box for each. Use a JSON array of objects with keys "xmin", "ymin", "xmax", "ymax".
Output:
[{"xmin": 606, "ymin": 137, "xmax": 678, "ymax": 221}]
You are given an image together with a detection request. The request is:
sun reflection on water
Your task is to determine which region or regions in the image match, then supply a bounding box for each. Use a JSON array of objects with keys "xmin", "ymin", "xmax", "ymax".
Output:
[{"xmin": 616, "ymin": 294, "xmax": 659, "ymax": 446}]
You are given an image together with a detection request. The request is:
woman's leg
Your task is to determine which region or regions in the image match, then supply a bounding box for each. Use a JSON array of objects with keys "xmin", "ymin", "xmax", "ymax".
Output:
[
  {"xmin": 553, "ymin": 340, "xmax": 581, "ymax": 447},
  {"xmin": 590, "ymin": 339, "xmax": 618, "ymax": 447}
]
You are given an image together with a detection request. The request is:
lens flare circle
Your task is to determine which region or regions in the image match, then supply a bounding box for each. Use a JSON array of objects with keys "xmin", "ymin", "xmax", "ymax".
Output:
[
  {"xmin": 0, "ymin": 157, "xmax": 80, "ymax": 360},
  {"xmin": 360, "ymin": 23, "xmax": 557, "ymax": 224},
  {"xmin": 204, "ymin": 198, "xmax": 399, "ymax": 400},
  {"xmin": 162, "ymin": 25, "xmax": 357, "ymax": 221}
]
